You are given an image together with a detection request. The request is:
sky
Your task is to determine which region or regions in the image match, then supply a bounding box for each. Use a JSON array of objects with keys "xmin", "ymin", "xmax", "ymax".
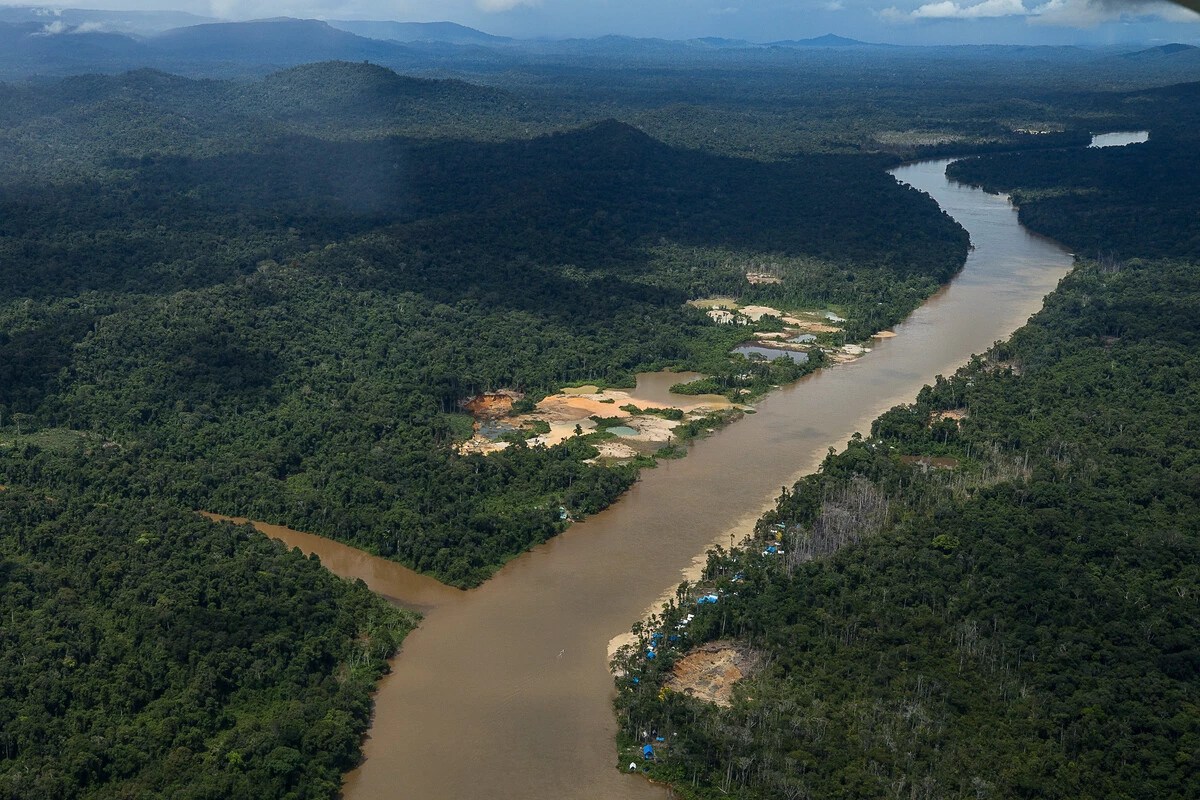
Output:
[{"xmin": 6, "ymin": 0, "xmax": 1200, "ymax": 44}]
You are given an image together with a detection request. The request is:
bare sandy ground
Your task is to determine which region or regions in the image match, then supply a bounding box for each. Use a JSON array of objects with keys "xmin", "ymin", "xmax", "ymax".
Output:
[
  {"xmin": 790, "ymin": 319, "xmax": 841, "ymax": 333},
  {"xmin": 457, "ymin": 437, "xmax": 511, "ymax": 455},
  {"xmin": 666, "ymin": 640, "xmax": 761, "ymax": 707},
  {"xmin": 686, "ymin": 297, "xmax": 739, "ymax": 309},
  {"xmin": 463, "ymin": 374, "xmax": 734, "ymax": 456},
  {"xmin": 738, "ymin": 304, "xmax": 785, "ymax": 321},
  {"xmin": 592, "ymin": 441, "xmax": 639, "ymax": 460}
]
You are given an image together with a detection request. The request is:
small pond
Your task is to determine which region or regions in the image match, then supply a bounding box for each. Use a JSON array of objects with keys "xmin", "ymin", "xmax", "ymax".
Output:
[
  {"xmin": 478, "ymin": 420, "xmax": 518, "ymax": 440},
  {"xmin": 732, "ymin": 344, "xmax": 810, "ymax": 363},
  {"xmin": 606, "ymin": 426, "xmax": 640, "ymax": 437}
]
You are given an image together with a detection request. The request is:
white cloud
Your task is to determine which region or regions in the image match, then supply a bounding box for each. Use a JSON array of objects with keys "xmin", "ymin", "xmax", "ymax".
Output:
[
  {"xmin": 475, "ymin": 0, "xmax": 542, "ymax": 10},
  {"xmin": 1031, "ymin": 0, "xmax": 1200, "ymax": 25},
  {"xmin": 882, "ymin": 0, "xmax": 1200, "ymax": 24},
  {"xmin": 908, "ymin": 0, "xmax": 1029, "ymax": 19},
  {"xmin": 1158, "ymin": 2, "xmax": 1200, "ymax": 22},
  {"xmin": 824, "ymin": 0, "xmax": 845, "ymax": 9}
]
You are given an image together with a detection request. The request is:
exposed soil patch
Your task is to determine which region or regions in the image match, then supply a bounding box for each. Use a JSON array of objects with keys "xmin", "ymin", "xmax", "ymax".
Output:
[
  {"xmin": 790, "ymin": 319, "xmax": 841, "ymax": 333},
  {"xmin": 457, "ymin": 390, "xmax": 528, "ymax": 454},
  {"xmin": 461, "ymin": 390, "xmax": 523, "ymax": 419},
  {"xmin": 745, "ymin": 272, "xmax": 783, "ymax": 285},
  {"xmin": 738, "ymin": 304, "xmax": 785, "ymax": 322},
  {"xmin": 458, "ymin": 437, "xmax": 511, "ymax": 455},
  {"xmin": 592, "ymin": 441, "xmax": 639, "ymax": 460},
  {"xmin": 459, "ymin": 374, "xmax": 733, "ymax": 455},
  {"xmin": 686, "ymin": 296, "xmax": 739, "ymax": 310},
  {"xmin": 666, "ymin": 640, "xmax": 761, "ymax": 708},
  {"xmin": 930, "ymin": 408, "xmax": 968, "ymax": 423}
]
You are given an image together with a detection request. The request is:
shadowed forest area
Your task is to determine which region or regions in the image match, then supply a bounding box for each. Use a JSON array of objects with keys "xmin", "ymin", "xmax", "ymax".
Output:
[
  {"xmin": 0, "ymin": 62, "xmax": 970, "ymax": 590},
  {"xmin": 1, "ymin": 35, "xmax": 1198, "ymax": 798},
  {"xmin": 614, "ymin": 91, "xmax": 1200, "ymax": 799}
]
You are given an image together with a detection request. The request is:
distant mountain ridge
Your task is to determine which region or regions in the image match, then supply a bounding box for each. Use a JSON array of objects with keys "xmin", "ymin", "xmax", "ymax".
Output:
[
  {"xmin": 327, "ymin": 20, "xmax": 512, "ymax": 45},
  {"xmin": 1121, "ymin": 42, "xmax": 1199, "ymax": 59},
  {"xmin": 767, "ymin": 33, "xmax": 874, "ymax": 47},
  {"xmin": 0, "ymin": 5, "xmax": 215, "ymax": 35},
  {"xmin": 148, "ymin": 18, "xmax": 412, "ymax": 62},
  {"xmin": 0, "ymin": 16, "xmax": 1195, "ymax": 83}
]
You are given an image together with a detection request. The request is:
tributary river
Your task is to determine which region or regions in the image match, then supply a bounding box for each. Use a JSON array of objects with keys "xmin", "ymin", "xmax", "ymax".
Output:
[{"xmin": 247, "ymin": 155, "xmax": 1082, "ymax": 798}]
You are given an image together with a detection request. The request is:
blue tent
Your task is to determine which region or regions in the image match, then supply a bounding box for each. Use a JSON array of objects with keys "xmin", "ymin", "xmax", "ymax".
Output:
[{"xmin": 642, "ymin": 745, "xmax": 655, "ymax": 759}]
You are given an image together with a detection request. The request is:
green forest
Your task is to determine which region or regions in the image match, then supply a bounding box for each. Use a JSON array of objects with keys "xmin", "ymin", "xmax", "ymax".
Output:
[
  {"xmin": 0, "ymin": 61, "xmax": 971, "ymax": 588},
  {"xmin": 0, "ymin": 488, "xmax": 416, "ymax": 799},
  {"xmin": 947, "ymin": 86, "xmax": 1200, "ymax": 262},
  {"xmin": 0, "ymin": 56, "xmax": 978, "ymax": 797},
  {"xmin": 3, "ymin": 41, "xmax": 1198, "ymax": 799},
  {"xmin": 614, "ymin": 118, "xmax": 1200, "ymax": 797}
]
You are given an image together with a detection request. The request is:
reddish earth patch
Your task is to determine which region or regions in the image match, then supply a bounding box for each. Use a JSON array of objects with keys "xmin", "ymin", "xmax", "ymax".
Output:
[
  {"xmin": 461, "ymin": 390, "xmax": 523, "ymax": 419},
  {"xmin": 666, "ymin": 640, "xmax": 760, "ymax": 707}
]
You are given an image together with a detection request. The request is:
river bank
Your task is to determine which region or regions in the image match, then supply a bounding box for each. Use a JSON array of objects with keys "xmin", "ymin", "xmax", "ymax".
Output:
[{"xmin": 202, "ymin": 153, "xmax": 1075, "ymax": 798}]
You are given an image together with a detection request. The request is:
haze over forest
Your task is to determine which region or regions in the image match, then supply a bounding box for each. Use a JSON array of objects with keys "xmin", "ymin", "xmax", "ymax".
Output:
[
  {"xmin": 1, "ymin": 0, "xmax": 1198, "ymax": 798},
  {"xmin": 1, "ymin": 0, "xmax": 1198, "ymax": 45}
]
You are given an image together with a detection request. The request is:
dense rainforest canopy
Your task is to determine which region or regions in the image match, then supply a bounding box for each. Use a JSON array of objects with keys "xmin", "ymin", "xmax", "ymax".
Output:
[
  {"xmin": 0, "ymin": 487, "xmax": 416, "ymax": 799},
  {"xmin": 0, "ymin": 55, "xmax": 976, "ymax": 797},
  {"xmin": 2, "ymin": 38, "xmax": 1198, "ymax": 798},
  {"xmin": 0, "ymin": 60, "xmax": 972, "ymax": 587},
  {"xmin": 615, "ymin": 109, "xmax": 1200, "ymax": 799}
]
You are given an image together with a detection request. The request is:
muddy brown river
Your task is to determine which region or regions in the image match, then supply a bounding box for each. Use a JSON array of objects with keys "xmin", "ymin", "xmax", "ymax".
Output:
[{"xmin": 239, "ymin": 158, "xmax": 1076, "ymax": 798}]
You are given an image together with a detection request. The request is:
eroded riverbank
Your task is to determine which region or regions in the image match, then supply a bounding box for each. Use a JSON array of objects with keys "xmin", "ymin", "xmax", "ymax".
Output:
[{"xmin": 216, "ymin": 157, "xmax": 1076, "ymax": 799}]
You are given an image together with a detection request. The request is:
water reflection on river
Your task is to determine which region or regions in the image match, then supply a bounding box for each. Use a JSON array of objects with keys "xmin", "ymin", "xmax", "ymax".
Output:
[{"xmin": 253, "ymin": 158, "xmax": 1075, "ymax": 799}]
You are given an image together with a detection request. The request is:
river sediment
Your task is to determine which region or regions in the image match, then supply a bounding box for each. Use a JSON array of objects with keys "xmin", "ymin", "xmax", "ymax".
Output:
[{"xmin": 225, "ymin": 158, "xmax": 1076, "ymax": 799}]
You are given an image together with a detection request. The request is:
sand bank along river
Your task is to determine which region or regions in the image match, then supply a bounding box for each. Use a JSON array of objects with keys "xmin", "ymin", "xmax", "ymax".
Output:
[{"xmin": 247, "ymin": 157, "xmax": 1076, "ymax": 799}]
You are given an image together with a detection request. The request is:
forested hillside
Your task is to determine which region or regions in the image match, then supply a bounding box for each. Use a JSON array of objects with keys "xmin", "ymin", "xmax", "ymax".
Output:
[
  {"xmin": 4, "ymin": 47, "xmax": 1194, "ymax": 799},
  {"xmin": 0, "ymin": 62, "xmax": 969, "ymax": 587},
  {"xmin": 945, "ymin": 81, "xmax": 1200, "ymax": 262},
  {"xmin": 614, "ymin": 115, "xmax": 1200, "ymax": 799},
  {"xmin": 0, "ymin": 58, "xmax": 971, "ymax": 795}
]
